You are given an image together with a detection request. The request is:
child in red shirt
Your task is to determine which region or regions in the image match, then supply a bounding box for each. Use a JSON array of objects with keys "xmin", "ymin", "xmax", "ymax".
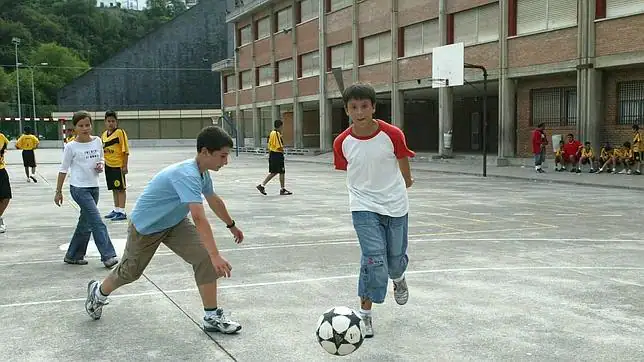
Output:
[{"xmin": 562, "ymin": 133, "xmax": 583, "ymax": 172}]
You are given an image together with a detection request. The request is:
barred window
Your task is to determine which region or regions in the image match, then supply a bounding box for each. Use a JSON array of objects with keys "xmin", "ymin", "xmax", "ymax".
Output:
[
  {"xmin": 617, "ymin": 81, "xmax": 644, "ymax": 125},
  {"xmin": 530, "ymin": 87, "xmax": 576, "ymax": 127}
]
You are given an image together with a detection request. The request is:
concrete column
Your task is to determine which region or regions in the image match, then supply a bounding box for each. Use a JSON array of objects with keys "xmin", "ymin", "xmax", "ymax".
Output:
[
  {"xmin": 438, "ymin": 0, "xmax": 453, "ymax": 157},
  {"xmin": 320, "ymin": 99, "xmax": 333, "ymax": 150},
  {"xmin": 294, "ymin": 102, "xmax": 304, "ymax": 147},
  {"xmin": 270, "ymin": 7, "xmax": 278, "ymax": 132},
  {"xmin": 352, "ymin": 0, "xmax": 359, "ymax": 84},
  {"xmin": 234, "ymin": 36, "xmax": 244, "ymax": 147},
  {"xmin": 575, "ymin": 0, "xmax": 601, "ymax": 148},
  {"xmin": 390, "ymin": 0, "xmax": 403, "ymax": 128},
  {"xmin": 291, "ymin": 1, "xmax": 300, "ymax": 148},
  {"xmin": 319, "ymin": 0, "xmax": 332, "ymax": 151},
  {"xmin": 252, "ymin": 107, "xmax": 261, "ymax": 147},
  {"xmin": 496, "ymin": 0, "xmax": 515, "ymax": 165},
  {"xmin": 251, "ymin": 15, "xmax": 258, "ymax": 147}
]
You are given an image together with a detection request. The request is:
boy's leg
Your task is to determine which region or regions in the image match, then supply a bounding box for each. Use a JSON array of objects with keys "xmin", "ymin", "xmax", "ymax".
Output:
[
  {"xmin": 0, "ymin": 168, "xmax": 11, "ymax": 233},
  {"xmin": 104, "ymin": 166, "xmax": 127, "ymax": 220},
  {"xmin": 85, "ymin": 222, "xmax": 164, "ymax": 320},
  {"xmin": 385, "ymin": 214, "xmax": 410, "ymax": 305},
  {"xmin": 352, "ymin": 211, "xmax": 388, "ymax": 338},
  {"xmin": 162, "ymin": 218, "xmax": 241, "ymax": 334},
  {"xmin": 66, "ymin": 186, "xmax": 93, "ymax": 264}
]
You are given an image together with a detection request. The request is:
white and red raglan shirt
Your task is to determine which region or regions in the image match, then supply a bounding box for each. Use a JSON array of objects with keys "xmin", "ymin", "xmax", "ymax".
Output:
[{"xmin": 333, "ymin": 119, "xmax": 416, "ymax": 217}]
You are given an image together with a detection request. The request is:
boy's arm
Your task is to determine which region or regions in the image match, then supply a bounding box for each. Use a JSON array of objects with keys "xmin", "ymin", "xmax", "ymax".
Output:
[
  {"xmin": 398, "ymin": 157, "xmax": 413, "ymax": 188},
  {"xmin": 120, "ymin": 130, "xmax": 130, "ymax": 172},
  {"xmin": 204, "ymin": 193, "xmax": 234, "ymax": 226},
  {"xmin": 188, "ymin": 203, "xmax": 220, "ymax": 256}
]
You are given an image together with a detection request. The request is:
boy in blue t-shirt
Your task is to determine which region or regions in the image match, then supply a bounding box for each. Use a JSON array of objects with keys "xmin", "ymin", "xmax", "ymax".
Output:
[{"xmin": 84, "ymin": 126, "xmax": 244, "ymax": 334}]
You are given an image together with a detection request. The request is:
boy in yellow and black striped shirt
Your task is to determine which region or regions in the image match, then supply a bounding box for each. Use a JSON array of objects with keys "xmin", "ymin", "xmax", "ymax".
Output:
[
  {"xmin": 578, "ymin": 141, "xmax": 596, "ymax": 173},
  {"xmin": 256, "ymin": 119, "xmax": 292, "ymax": 196},
  {"xmin": 101, "ymin": 110, "xmax": 130, "ymax": 221},
  {"xmin": 15, "ymin": 126, "xmax": 39, "ymax": 182},
  {"xmin": 0, "ymin": 131, "xmax": 11, "ymax": 232},
  {"xmin": 632, "ymin": 124, "xmax": 642, "ymax": 175}
]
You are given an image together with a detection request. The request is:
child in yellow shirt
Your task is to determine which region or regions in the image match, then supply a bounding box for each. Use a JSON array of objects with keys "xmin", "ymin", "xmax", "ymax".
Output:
[
  {"xmin": 578, "ymin": 141, "xmax": 596, "ymax": 173},
  {"xmin": 15, "ymin": 126, "xmax": 40, "ymax": 183}
]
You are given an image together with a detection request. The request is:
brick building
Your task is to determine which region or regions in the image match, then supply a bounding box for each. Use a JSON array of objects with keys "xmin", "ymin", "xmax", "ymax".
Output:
[{"xmin": 213, "ymin": 0, "xmax": 644, "ymax": 161}]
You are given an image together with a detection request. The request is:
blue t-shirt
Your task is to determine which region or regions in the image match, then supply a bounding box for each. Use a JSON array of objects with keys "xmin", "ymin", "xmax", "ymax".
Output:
[{"xmin": 131, "ymin": 159, "xmax": 214, "ymax": 235}]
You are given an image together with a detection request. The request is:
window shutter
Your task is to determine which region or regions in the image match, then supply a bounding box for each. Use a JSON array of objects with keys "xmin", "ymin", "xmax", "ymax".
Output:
[
  {"xmin": 363, "ymin": 36, "xmax": 380, "ymax": 65},
  {"xmin": 379, "ymin": 32, "xmax": 392, "ymax": 62},
  {"xmin": 454, "ymin": 9, "xmax": 478, "ymax": 46},
  {"xmin": 404, "ymin": 23, "xmax": 423, "ymax": 57},
  {"xmin": 331, "ymin": 46, "xmax": 342, "ymax": 69},
  {"xmin": 422, "ymin": 20, "xmax": 440, "ymax": 53},
  {"xmin": 477, "ymin": 3, "xmax": 499, "ymax": 43},
  {"xmin": 606, "ymin": 0, "xmax": 644, "ymax": 18},
  {"xmin": 516, "ymin": 0, "xmax": 547, "ymax": 34},
  {"xmin": 344, "ymin": 44, "xmax": 354, "ymax": 68},
  {"xmin": 547, "ymin": 0, "xmax": 577, "ymax": 29}
]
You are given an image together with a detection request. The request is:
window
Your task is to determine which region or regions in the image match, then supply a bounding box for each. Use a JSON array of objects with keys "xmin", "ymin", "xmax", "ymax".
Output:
[
  {"xmin": 278, "ymin": 59, "xmax": 294, "ymax": 82},
  {"xmin": 454, "ymin": 3, "xmax": 499, "ymax": 46},
  {"xmin": 239, "ymin": 25, "xmax": 251, "ymax": 46},
  {"xmin": 606, "ymin": 0, "xmax": 644, "ymax": 18},
  {"xmin": 516, "ymin": 0, "xmax": 577, "ymax": 35},
  {"xmin": 240, "ymin": 70, "xmax": 252, "ymax": 90},
  {"xmin": 329, "ymin": 0, "xmax": 351, "ymax": 12},
  {"xmin": 257, "ymin": 65, "xmax": 273, "ymax": 86},
  {"xmin": 300, "ymin": 51, "xmax": 319, "ymax": 77},
  {"xmin": 530, "ymin": 87, "xmax": 577, "ymax": 127},
  {"xmin": 300, "ymin": 0, "xmax": 319, "ymax": 22},
  {"xmin": 363, "ymin": 32, "xmax": 391, "ymax": 65},
  {"xmin": 403, "ymin": 19, "xmax": 439, "ymax": 57},
  {"xmin": 276, "ymin": 7, "xmax": 292, "ymax": 31},
  {"xmin": 617, "ymin": 81, "xmax": 644, "ymax": 125},
  {"xmin": 225, "ymin": 74, "xmax": 236, "ymax": 92},
  {"xmin": 256, "ymin": 17, "xmax": 270, "ymax": 39},
  {"xmin": 330, "ymin": 43, "xmax": 353, "ymax": 69}
]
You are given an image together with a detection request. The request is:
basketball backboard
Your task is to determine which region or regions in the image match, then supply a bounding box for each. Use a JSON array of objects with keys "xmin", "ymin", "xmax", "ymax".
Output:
[{"xmin": 431, "ymin": 42, "xmax": 464, "ymax": 88}]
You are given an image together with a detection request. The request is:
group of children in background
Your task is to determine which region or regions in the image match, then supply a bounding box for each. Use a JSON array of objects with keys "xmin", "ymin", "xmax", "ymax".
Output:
[{"xmin": 552, "ymin": 124, "xmax": 642, "ymax": 175}]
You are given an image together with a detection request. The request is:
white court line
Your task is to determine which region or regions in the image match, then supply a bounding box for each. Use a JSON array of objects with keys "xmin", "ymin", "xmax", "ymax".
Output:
[{"xmin": 0, "ymin": 266, "xmax": 642, "ymax": 309}]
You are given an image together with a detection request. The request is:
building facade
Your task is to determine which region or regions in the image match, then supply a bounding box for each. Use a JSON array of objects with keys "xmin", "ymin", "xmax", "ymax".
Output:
[{"xmin": 214, "ymin": 0, "xmax": 644, "ymax": 160}]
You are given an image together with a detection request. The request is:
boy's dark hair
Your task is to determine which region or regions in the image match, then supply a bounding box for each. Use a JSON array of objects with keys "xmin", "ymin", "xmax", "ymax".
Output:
[
  {"xmin": 274, "ymin": 119, "xmax": 283, "ymax": 129},
  {"xmin": 72, "ymin": 111, "xmax": 92, "ymax": 126},
  {"xmin": 624, "ymin": 141, "xmax": 631, "ymax": 148},
  {"xmin": 342, "ymin": 82, "xmax": 376, "ymax": 107},
  {"xmin": 105, "ymin": 110, "xmax": 118, "ymax": 120},
  {"xmin": 197, "ymin": 126, "xmax": 234, "ymax": 153},
  {"xmin": 23, "ymin": 126, "xmax": 32, "ymax": 134},
  {"xmin": 633, "ymin": 124, "xmax": 640, "ymax": 131},
  {"xmin": 584, "ymin": 141, "xmax": 591, "ymax": 145},
  {"xmin": 567, "ymin": 133, "xmax": 574, "ymax": 138},
  {"xmin": 537, "ymin": 123, "xmax": 545, "ymax": 128}
]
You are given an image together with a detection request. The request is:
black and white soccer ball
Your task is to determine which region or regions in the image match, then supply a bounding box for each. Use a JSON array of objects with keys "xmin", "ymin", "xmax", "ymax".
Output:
[{"xmin": 315, "ymin": 306, "xmax": 366, "ymax": 356}]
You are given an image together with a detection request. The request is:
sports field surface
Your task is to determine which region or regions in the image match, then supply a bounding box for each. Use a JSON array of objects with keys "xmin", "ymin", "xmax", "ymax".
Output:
[{"xmin": 0, "ymin": 148, "xmax": 642, "ymax": 361}]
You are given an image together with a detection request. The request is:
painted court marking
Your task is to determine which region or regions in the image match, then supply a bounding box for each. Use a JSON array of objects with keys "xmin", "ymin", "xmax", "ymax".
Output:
[{"xmin": 0, "ymin": 265, "xmax": 642, "ymax": 309}]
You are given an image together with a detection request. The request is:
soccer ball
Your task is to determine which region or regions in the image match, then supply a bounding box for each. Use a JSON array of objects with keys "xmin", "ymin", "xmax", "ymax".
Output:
[{"xmin": 315, "ymin": 306, "xmax": 366, "ymax": 356}]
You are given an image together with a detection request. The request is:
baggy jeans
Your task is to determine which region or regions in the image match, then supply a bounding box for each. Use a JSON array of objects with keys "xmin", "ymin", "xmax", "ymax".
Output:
[
  {"xmin": 352, "ymin": 211, "xmax": 409, "ymax": 304},
  {"xmin": 65, "ymin": 185, "xmax": 117, "ymax": 262}
]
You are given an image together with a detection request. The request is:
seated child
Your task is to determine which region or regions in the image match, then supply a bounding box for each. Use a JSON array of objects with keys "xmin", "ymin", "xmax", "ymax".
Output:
[
  {"xmin": 561, "ymin": 133, "xmax": 582, "ymax": 172},
  {"xmin": 599, "ymin": 143, "xmax": 612, "ymax": 170},
  {"xmin": 618, "ymin": 142, "xmax": 635, "ymax": 175},
  {"xmin": 578, "ymin": 141, "xmax": 596, "ymax": 173},
  {"xmin": 555, "ymin": 140, "xmax": 565, "ymax": 171}
]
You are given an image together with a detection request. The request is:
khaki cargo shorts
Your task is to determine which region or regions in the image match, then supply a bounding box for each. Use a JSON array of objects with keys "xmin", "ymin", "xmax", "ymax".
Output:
[{"xmin": 109, "ymin": 218, "xmax": 218, "ymax": 287}]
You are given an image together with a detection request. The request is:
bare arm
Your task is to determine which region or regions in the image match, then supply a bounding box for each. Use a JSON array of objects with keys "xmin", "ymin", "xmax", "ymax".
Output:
[
  {"xmin": 205, "ymin": 193, "xmax": 234, "ymax": 226},
  {"xmin": 55, "ymin": 173, "xmax": 67, "ymax": 192},
  {"xmin": 189, "ymin": 203, "xmax": 220, "ymax": 257},
  {"xmin": 398, "ymin": 157, "xmax": 414, "ymax": 188}
]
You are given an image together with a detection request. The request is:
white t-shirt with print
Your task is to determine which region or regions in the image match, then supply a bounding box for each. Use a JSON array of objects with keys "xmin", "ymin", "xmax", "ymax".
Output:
[
  {"xmin": 59, "ymin": 136, "xmax": 104, "ymax": 188},
  {"xmin": 333, "ymin": 120, "xmax": 416, "ymax": 217}
]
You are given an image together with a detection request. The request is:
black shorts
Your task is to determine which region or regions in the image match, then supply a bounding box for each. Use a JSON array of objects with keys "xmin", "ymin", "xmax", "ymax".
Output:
[
  {"xmin": 105, "ymin": 165, "xmax": 126, "ymax": 190},
  {"xmin": 268, "ymin": 151, "xmax": 285, "ymax": 174},
  {"xmin": 634, "ymin": 152, "xmax": 642, "ymax": 162},
  {"xmin": 0, "ymin": 168, "xmax": 11, "ymax": 199},
  {"xmin": 22, "ymin": 150, "xmax": 36, "ymax": 168}
]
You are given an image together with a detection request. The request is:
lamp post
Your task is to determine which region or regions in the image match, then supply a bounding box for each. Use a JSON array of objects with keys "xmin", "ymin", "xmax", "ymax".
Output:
[
  {"xmin": 16, "ymin": 62, "xmax": 48, "ymax": 135},
  {"xmin": 11, "ymin": 37, "xmax": 21, "ymax": 132}
]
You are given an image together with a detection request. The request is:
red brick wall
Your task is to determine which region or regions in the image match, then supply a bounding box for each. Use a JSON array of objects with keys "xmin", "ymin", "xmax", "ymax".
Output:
[
  {"xmin": 326, "ymin": 69, "xmax": 353, "ymax": 93},
  {"xmin": 508, "ymin": 27, "xmax": 577, "ymax": 68},
  {"xmin": 326, "ymin": 7, "xmax": 353, "ymax": 46},
  {"xmin": 358, "ymin": 62, "xmax": 391, "ymax": 86},
  {"xmin": 399, "ymin": 54, "xmax": 432, "ymax": 82},
  {"xmin": 358, "ymin": 0, "xmax": 391, "ymax": 38},
  {"xmin": 237, "ymin": 45, "xmax": 252, "ymax": 70},
  {"xmin": 602, "ymin": 67, "xmax": 644, "ymax": 146},
  {"xmin": 275, "ymin": 82, "xmax": 293, "ymax": 100},
  {"xmin": 595, "ymin": 14, "xmax": 644, "ymax": 56},
  {"xmin": 296, "ymin": 19, "xmax": 319, "ymax": 54},
  {"xmin": 515, "ymin": 74, "xmax": 577, "ymax": 157},
  {"xmin": 398, "ymin": 0, "xmax": 439, "ymax": 27},
  {"xmin": 298, "ymin": 76, "xmax": 320, "ymax": 96},
  {"xmin": 223, "ymin": 93, "xmax": 236, "ymax": 108},
  {"xmin": 446, "ymin": 0, "xmax": 497, "ymax": 14},
  {"xmin": 255, "ymin": 85, "xmax": 272, "ymax": 103},
  {"xmin": 464, "ymin": 42, "xmax": 499, "ymax": 72},
  {"xmin": 274, "ymin": 33, "xmax": 292, "ymax": 60},
  {"xmin": 254, "ymin": 38, "xmax": 271, "ymax": 65}
]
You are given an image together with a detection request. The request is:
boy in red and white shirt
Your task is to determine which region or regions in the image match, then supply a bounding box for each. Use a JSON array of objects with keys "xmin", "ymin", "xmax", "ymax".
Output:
[{"xmin": 333, "ymin": 82, "xmax": 415, "ymax": 338}]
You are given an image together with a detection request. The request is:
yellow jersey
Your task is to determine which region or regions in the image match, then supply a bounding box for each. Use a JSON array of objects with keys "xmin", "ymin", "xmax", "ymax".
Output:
[
  {"xmin": 0, "ymin": 133, "xmax": 10, "ymax": 170},
  {"xmin": 101, "ymin": 128, "xmax": 130, "ymax": 168},
  {"xmin": 267, "ymin": 130, "xmax": 283, "ymax": 153},
  {"xmin": 622, "ymin": 148, "xmax": 633, "ymax": 159},
  {"xmin": 555, "ymin": 147, "xmax": 563, "ymax": 157},
  {"xmin": 613, "ymin": 148, "xmax": 624, "ymax": 158},
  {"xmin": 64, "ymin": 135, "xmax": 76, "ymax": 144},
  {"xmin": 633, "ymin": 131, "xmax": 641, "ymax": 153},
  {"xmin": 16, "ymin": 134, "xmax": 39, "ymax": 151},
  {"xmin": 581, "ymin": 147, "xmax": 594, "ymax": 158},
  {"xmin": 600, "ymin": 147, "xmax": 610, "ymax": 160}
]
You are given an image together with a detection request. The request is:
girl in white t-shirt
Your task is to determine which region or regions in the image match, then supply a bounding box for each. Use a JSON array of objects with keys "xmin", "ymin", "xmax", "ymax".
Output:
[{"xmin": 54, "ymin": 111, "xmax": 119, "ymax": 268}]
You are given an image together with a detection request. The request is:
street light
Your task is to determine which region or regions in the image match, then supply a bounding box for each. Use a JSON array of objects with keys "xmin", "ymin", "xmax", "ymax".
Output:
[
  {"xmin": 11, "ymin": 37, "xmax": 21, "ymax": 132},
  {"xmin": 17, "ymin": 62, "xmax": 49, "ymax": 135}
]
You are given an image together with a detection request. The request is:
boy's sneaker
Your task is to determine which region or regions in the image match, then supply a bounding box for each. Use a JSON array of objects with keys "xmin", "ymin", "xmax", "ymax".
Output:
[
  {"xmin": 85, "ymin": 280, "xmax": 108, "ymax": 320},
  {"xmin": 103, "ymin": 257, "xmax": 119, "ymax": 269},
  {"xmin": 111, "ymin": 212, "xmax": 127, "ymax": 221},
  {"xmin": 104, "ymin": 210, "xmax": 118, "ymax": 219},
  {"xmin": 358, "ymin": 312, "xmax": 374, "ymax": 338},
  {"xmin": 203, "ymin": 309, "xmax": 242, "ymax": 334},
  {"xmin": 0, "ymin": 217, "xmax": 6, "ymax": 233},
  {"xmin": 280, "ymin": 188, "xmax": 292, "ymax": 195},
  {"xmin": 256, "ymin": 184, "xmax": 267, "ymax": 195},
  {"xmin": 393, "ymin": 277, "xmax": 409, "ymax": 305}
]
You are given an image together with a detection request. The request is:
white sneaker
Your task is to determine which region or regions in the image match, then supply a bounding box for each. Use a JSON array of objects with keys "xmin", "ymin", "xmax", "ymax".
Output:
[
  {"xmin": 0, "ymin": 218, "xmax": 6, "ymax": 233},
  {"xmin": 85, "ymin": 280, "xmax": 108, "ymax": 320},
  {"xmin": 203, "ymin": 309, "xmax": 241, "ymax": 334},
  {"xmin": 358, "ymin": 312, "xmax": 374, "ymax": 338},
  {"xmin": 393, "ymin": 277, "xmax": 409, "ymax": 305}
]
